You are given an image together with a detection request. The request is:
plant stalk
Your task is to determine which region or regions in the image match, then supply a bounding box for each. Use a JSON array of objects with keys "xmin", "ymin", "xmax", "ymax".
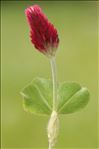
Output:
[
  {"xmin": 50, "ymin": 56, "xmax": 57, "ymax": 111},
  {"xmin": 47, "ymin": 57, "xmax": 59, "ymax": 149}
]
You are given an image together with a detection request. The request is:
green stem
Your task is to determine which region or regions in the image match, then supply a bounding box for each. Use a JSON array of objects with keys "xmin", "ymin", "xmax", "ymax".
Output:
[
  {"xmin": 50, "ymin": 56, "xmax": 57, "ymax": 111},
  {"xmin": 48, "ymin": 57, "xmax": 58, "ymax": 149}
]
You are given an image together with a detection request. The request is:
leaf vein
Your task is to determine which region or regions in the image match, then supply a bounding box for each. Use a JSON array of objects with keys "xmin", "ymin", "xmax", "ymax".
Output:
[
  {"xmin": 33, "ymin": 84, "xmax": 52, "ymax": 111},
  {"xmin": 58, "ymin": 87, "xmax": 82, "ymax": 113}
]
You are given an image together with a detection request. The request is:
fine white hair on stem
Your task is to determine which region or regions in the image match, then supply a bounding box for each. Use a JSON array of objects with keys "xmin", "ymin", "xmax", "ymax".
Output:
[{"xmin": 47, "ymin": 111, "xmax": 59, "ymax": 149}]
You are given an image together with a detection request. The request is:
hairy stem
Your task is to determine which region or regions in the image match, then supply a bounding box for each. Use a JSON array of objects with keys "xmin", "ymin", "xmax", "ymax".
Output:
[
  {"xmin": 48, "ymin": 111, "xmax": 59, "ymax": 149},
  {"xmin": 50, "ymin": 56, "xmax": 57, "ymax": 111},
  {"xmin": 47, "ymin": 57, "xmax": 58, "ymax": 149},
  {"xmin": 49, "ymin": 143, "xmax": 52, "ymax": 149}
]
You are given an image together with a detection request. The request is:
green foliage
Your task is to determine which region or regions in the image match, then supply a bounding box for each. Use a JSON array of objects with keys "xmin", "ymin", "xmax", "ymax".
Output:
[
  {"xmin": 20, "ymin": 78, "xmax": 52, "ymax": 115},
  {"xmin": 20, "ymin": 77, "xmax": 90, "ymax": 115},
  {"xmin": 57, "ymin": 82, "xmax": 90, "ymax": 114}
]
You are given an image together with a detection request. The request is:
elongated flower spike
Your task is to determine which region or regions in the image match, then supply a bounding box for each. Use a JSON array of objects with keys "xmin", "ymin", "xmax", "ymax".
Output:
[{"xmin": 25, "ymin": 5, "xmax": 59, "ymax": 57}]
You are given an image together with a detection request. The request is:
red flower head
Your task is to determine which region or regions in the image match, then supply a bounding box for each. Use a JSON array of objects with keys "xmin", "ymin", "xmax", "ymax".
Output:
[{"xmin": 25, "ymin": 5, "xmax": 59, "ymax": 57}]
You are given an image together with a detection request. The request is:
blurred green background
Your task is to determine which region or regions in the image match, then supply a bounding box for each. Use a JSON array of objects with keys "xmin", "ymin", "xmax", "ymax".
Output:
[{"xmin": 1, "ymin": 1, "xmax": 98, "ymax": 149}]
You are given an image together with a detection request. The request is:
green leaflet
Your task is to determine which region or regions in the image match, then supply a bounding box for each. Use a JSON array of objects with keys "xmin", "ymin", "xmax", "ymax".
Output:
[
  {"xmin": 20, "ymin": 78, "xmax": 53, "ymax": 115},
  {"xmin": 57, "ymin": 82, "xmax": 90, "ymax": 114},
  {"xmin": 20, "ymin": 77, "xmax": 90, "ymax": 115}
]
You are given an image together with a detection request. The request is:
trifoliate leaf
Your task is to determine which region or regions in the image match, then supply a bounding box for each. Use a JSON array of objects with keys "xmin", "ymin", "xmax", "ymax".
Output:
[{"xmin": 20, "ymin": 78, "xmax": 90, "ymax": 115}]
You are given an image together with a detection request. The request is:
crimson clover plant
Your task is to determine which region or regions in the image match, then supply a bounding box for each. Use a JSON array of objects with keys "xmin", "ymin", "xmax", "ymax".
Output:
[{"xmin": 20, "ymin": 5, "xmax": 90, "ymax": 149}]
